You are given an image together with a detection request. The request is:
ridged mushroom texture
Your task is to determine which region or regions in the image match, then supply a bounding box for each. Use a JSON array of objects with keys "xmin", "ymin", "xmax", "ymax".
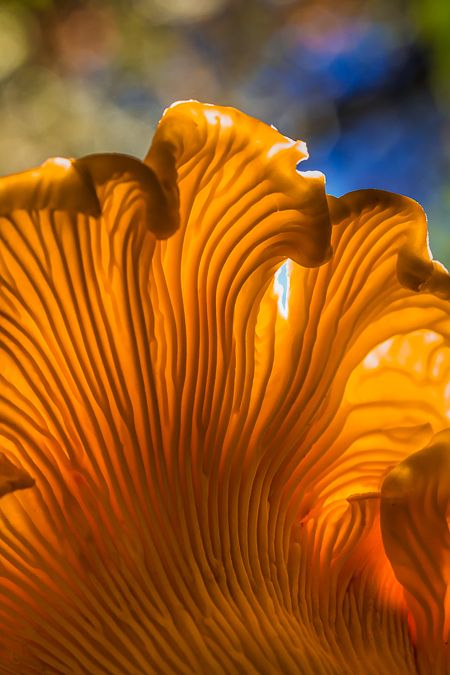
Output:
[{"xmin": 0, "ymin": 101, "xmax": 450, "ymax": 674}]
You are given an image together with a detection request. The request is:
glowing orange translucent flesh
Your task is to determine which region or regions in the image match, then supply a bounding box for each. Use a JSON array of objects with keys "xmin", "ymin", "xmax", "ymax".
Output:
[{"xmin": 0, "ymin": 101, "xmax": 449, "ymax": 673}]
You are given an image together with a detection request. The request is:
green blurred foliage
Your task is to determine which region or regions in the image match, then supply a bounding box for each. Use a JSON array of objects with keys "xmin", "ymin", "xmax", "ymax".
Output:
[
  {"xmin": 411, "ymin": 0, "xmax": 450, "ymax": 97},
  {"xmin": 411, "ymin": 0, "xmax": 450, "ymax": 263}
]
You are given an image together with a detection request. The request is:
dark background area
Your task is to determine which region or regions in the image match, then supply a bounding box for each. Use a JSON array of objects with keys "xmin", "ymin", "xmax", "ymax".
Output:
[{"xmin": 1, "ymin": 0, "xmax": 449, "ymax": 263}]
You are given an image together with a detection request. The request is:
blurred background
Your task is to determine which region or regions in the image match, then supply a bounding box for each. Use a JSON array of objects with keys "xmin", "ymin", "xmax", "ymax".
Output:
[{"xmin": 0, "ymin": 0, "xmax": 448, "ymax": 262}]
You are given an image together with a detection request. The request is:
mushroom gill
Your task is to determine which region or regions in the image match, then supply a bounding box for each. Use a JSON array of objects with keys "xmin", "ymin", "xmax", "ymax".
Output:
[{"xmin": 0, "ymin": 101, "xmax": 449, "ymax": 674}]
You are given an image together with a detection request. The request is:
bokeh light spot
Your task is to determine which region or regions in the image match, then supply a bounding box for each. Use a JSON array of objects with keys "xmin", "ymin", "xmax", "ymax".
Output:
[{"xmin": 0, "ymin": 9, "xmax": 30, "ymax": 80}]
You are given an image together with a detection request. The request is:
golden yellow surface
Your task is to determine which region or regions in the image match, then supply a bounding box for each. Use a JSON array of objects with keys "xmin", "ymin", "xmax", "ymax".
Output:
[{"xmin": 0, "ymin": 101, "xmax": 449, "ymax": 673}]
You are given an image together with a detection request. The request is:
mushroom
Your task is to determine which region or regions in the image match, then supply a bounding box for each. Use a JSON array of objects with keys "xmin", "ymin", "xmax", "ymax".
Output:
[{"xmin": 0, "ymin": 101, "xmax": 449, "ymax": 673}]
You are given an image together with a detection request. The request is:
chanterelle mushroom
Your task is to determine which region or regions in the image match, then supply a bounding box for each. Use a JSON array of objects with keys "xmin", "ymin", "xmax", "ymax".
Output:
[{"xmin": 0, "ymin": 101, "xmax": 450, "ymax": 674}]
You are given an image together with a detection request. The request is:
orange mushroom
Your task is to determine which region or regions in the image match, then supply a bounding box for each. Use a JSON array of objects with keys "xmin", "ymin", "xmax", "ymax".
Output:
[{"xmin": 0, "ymin": 101, "xmax": 449, "ymax": 673}]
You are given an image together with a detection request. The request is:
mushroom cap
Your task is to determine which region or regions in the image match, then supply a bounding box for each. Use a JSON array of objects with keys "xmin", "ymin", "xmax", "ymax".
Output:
[{"xmin": 0, "ymin": 101, "xmax": 449, "ymax": 673}]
